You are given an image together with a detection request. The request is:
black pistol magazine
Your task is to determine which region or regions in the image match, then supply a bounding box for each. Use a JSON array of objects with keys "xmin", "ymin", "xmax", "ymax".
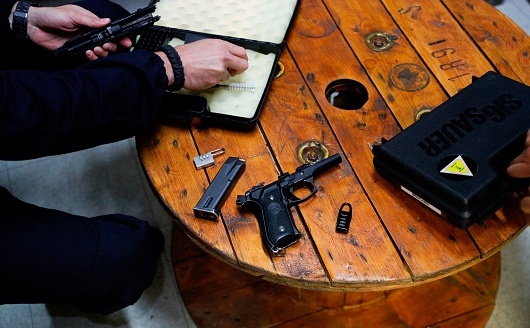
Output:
[{"xmin": 55, "ymin": 4, "xmax": 160, "ymax": 57}]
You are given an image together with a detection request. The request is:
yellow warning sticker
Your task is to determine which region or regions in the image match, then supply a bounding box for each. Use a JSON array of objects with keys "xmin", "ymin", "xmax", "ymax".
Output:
[{"xmin": 440, "ymin": 155, "xmax": 473, "ymax": 176}]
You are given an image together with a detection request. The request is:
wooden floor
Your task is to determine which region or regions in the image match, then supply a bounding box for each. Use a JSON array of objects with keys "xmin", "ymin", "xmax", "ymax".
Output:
[{"xmin": 172, "ymin": 227, "xmax": 501, "ymax": 328}]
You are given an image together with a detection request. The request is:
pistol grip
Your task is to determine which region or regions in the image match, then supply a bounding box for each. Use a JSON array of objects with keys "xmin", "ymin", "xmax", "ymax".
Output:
[{"xmin": 252, "ymin": 185, "xmax": 301, "ymax": 256}]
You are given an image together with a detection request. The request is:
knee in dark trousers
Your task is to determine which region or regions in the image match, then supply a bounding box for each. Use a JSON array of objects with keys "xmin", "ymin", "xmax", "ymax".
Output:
[{"xmin": 0, "ymin": 187, "xmax": 160, "ymax": 314}]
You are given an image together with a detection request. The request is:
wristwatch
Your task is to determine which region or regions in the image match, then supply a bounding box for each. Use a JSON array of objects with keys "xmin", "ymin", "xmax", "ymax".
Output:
[{"xmin": 11, "ymin": 1, "xmax": 38, "ymax": 38}]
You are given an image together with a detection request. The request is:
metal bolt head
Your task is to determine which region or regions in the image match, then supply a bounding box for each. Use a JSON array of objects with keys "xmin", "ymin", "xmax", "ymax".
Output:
[
  {"xmin": 297, "ymin": 141, "xmax": 330, "ymax": 164},
  {"xmin": 366, "ymin": 32, "xmax": 394, "ymax": 51}
]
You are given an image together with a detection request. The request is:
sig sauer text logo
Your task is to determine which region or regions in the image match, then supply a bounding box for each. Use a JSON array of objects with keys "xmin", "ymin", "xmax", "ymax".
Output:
[{"xmin": 417, "ymin": 94, "xmax": 523, "ymax": 157}]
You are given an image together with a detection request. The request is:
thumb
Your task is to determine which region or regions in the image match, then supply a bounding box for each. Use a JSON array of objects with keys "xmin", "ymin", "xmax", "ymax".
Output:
[
  {"xmin": 60, "ymin": 4, "xmax": 111, "ymax": 29},
  {"xmin": 84, "ymin": 17, "xmax": 111, "ymax": 28}
]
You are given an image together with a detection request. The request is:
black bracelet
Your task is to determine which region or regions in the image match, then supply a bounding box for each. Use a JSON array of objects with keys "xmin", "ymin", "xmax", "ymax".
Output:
[{"xmin": 158, "ymin": 45, "xmax": 185, "ymax": 91}]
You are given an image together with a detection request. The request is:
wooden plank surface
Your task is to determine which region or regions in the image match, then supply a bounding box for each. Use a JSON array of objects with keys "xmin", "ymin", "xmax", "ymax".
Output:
[
  {"xmin": 381, "ymin": 0, "xmax": 494, "ymax": 94},
  {"xmin": 443, "ymin": 0, "xmax": 530, "ymax": 85},
  {"xmin": 136, "ymin": 0, "xmax": 528, "ymax": 292},
  {"xmin": 287, "ymin": 0, "xmax": 481, "ymax": 283},
  {"xmin": 261, "ymin": 49, "xmax": 409, "ymax": 288},
  {"xmin": 323, "ymin": 0, "xmax": 449, "ymax": 128}
]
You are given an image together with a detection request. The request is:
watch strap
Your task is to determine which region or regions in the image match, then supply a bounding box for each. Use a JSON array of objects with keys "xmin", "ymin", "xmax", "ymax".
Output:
[{"xmin": 12, "ymin": 1, "xmax": 37, "ymax": 38}]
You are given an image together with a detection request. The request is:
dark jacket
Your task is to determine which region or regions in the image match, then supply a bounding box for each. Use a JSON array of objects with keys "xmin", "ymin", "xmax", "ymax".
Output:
[{"xmin": 0, "ymin": 0, "xmax": 168, "ymax": 160}]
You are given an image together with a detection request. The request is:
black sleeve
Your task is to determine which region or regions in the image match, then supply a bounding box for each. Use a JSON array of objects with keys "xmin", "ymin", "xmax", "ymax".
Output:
[{"xmin": 0, "ymin": 49, "xmax": 169, "ymax": 160}]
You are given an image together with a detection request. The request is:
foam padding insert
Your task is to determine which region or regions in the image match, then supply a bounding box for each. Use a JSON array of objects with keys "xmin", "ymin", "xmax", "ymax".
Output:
[{"xmin": 154, "ymin": 0, "xmax": 298, "ymax": 44}]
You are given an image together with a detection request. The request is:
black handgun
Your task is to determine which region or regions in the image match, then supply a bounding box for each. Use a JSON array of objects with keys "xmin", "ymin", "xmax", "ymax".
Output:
[
  {"xmin": 55, "ymin": 5, "xmax": 160, "ymax": 57},
  {"xmin": 236, "ymin": 153, "xmax": 342, "ymax": 256}
]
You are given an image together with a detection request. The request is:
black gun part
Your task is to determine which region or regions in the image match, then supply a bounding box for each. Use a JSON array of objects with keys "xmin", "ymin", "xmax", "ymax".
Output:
[
  {"xmin": 194, "ymin": 157, "xmax": 246, "ymax": 221},
  {"xmin": 55, "ymin": 5, "xmax": 160, "ymax": 57},
  {"xmin": 236, "ymin": 153, "xmax": 342, "ymax": 256},
  {"xmin": 335, "ymin": 202, "xmax": 352, "ymax": 233}
]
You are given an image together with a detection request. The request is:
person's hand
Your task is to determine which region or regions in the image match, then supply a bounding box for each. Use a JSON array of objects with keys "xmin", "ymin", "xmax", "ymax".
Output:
[
  {"xmin": 516, "ymin": 185, "xmax": 530, "ymax": 218},
  {"xmin": 157, "ymin": 39, "xmax": 249, "ymax": 91},
  {"xmin": 16, "ymin": 3, "xmax": 132, "ymax": 59},
  {"xmin": 508, "ymin": 130, "xmax": 530, "ymax": 179},
  {"xmin": 507, "ymin": 129, "xmax": 530, "ymax": 223}
]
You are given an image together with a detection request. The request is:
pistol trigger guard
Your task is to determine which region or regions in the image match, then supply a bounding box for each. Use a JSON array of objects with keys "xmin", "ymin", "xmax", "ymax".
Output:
[
  {"xmin": 285, "ymin": 181, "xmax": 317, "ymax": 205},
  {"xmin": 302, "ymin": 185, "xmax": 318, "ymax": 203}
]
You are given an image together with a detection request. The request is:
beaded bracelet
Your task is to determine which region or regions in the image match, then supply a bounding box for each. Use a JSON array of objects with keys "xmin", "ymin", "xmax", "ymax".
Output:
[{"xmin": 158, "ymin": 45, "xmax": 185, "ymax": 91}]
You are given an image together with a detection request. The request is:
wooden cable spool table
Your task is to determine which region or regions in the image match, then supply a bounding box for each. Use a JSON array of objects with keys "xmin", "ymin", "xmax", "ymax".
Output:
[{"xmin": 137, "ymin": 0, "xmax": 529, "ymax": 326}]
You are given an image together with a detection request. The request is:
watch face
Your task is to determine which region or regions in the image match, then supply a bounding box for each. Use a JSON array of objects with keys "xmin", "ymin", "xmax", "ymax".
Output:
[{"xmin": 14, "ymin": 11, "xmax": 28, "ymax": 19}]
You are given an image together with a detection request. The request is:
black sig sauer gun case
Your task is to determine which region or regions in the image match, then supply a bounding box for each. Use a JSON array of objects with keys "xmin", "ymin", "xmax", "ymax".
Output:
[{"xmin": 373, "ymin": 71, "xmax": 530, "ymax": 228}]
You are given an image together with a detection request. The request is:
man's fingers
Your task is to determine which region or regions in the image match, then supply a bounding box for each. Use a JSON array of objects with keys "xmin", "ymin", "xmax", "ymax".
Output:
[
  {"xmin": 226, "ymin": 44, "xmax": 249, "ymax": 74},
  {"xmin": 226, "ymin": 56, "xmax": 249, "ymax": 75},
  {"xmin": 507, "ymin": 162, "xmax": 530, "ymax": 178},
  {"xmin": 90, "ymin": 17, "xmax": 111, "ymax": 28},
  {"xmin": 85, "ymin": 50, "xmax": 98, "ymax": 61},
  {"xmin": 220, "ymin": 70, "xmax": 231, "ymax": 82},
  {"xmin": 229, "ymin": 44, "xmax": 248, "ymax": 60},
  {"xmin": 519, "ymin": 196, "xmax": 530, "ymax": 214},
  {"xmin": 118, "ymin": 37, "xmax": 133, "ymax": 48},
  {"xmin": 102, "ymin": 43, "xmax": 117, "ymax": 52}
]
